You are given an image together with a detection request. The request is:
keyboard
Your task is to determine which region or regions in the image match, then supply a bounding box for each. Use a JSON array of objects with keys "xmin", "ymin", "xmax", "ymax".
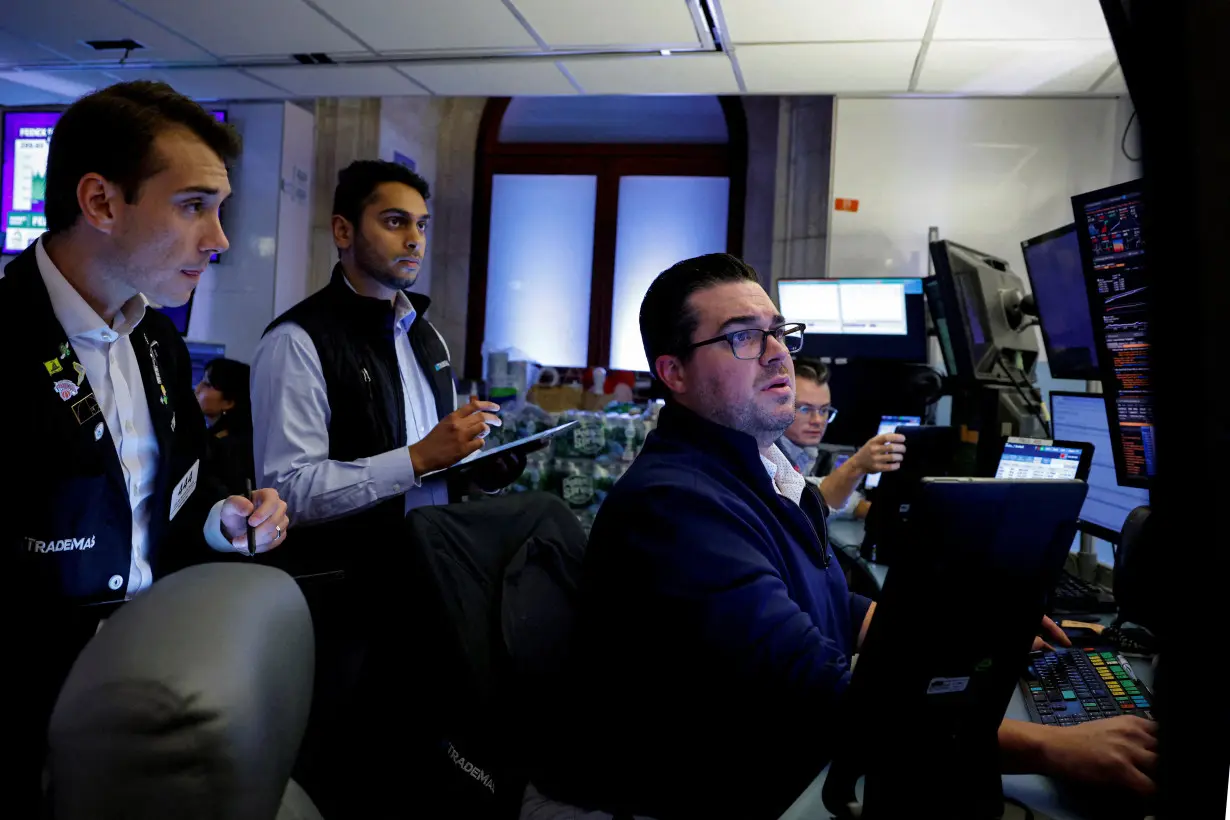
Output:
[
  {"xmin": 1021, "ymin": 648, "xmax": 1154, "ymax": 725},
  {"xmin": 1049, "ymin": 570, "xmax": 1117, "ymax": 614}
]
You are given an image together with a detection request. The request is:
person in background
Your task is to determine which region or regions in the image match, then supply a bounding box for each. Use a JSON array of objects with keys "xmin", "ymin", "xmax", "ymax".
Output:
[
  {"xmin": 530, "ymin": 253, "xmax": 1156, "ymax": 820},
  {"xmin": 776, "ymin": 358, "xmax": 905, "ymax": 519},
  {"xmin": 0, "ymin": 80, "xmax": 288, "ymax": 810},
  {"xmin": 195, "ymin": 357, "xmax": 255, "ymax": 496}
]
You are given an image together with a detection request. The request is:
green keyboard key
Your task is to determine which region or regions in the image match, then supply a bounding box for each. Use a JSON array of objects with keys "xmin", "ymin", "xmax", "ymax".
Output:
[{"xmin": 1062, "ymin": 690, "xmax": 1076, "ymax": 700}]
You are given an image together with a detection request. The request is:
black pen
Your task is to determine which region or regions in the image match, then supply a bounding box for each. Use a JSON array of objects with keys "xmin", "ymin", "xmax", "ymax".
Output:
[{"xmin": 245, "ymin": 478, "xmax": 257, "ymax": 556}]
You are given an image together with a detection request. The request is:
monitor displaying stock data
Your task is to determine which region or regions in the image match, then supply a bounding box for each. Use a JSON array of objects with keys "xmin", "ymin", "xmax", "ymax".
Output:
[
  {"xmin": 778, "ymin": 278, "xmax": 927, "ymax": 362},
  {"xmin": 1071, "ymin": 181, "xmax": 1155, "ymax": 488},
  {"xmin": 995, "ymin": 439, "xmax": 1084, "ymax": 481}
]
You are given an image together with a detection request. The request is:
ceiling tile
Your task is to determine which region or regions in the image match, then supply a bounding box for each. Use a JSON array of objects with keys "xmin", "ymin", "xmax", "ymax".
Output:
[
  {"xmin": 917, "ymin": 40, "xmax": 1117, "ymax": 94},
  {"xmin": 737, "ymin": 42, "xmax": 920, "ymax": 93},
  {"xmin": 721, "ymin": 0, "xmax": 934, "ymax": 44},
  {"xmin": 0, "ymin": 68, "xmax": 120, "ymax": 101},
  {"xmin": 399, "ymin": 60, "xmax": 575, "ymax": 96},
  {"xmin": 122, "ymin": 0, "xmax": 364, "ymax": 58},
  {"xmin": 247, "ymin": 64, "xmax": 429, "ymax": 96},
  {"xmin": 310, "ymin": 0, "xmax": 537, "ymax": 54},
  {"xmin": 1097, "ymin": 64, "xmax": 1127, "ymax": 95},
  {"xmin": 0, "ymin": 76, "xmax": 71, "ymax": 105},
  {"xmin": 513, "ymin": 0, "xmax": 699, "ymax": 49},
  {"xmin": 112, "ymin": 68, "xmax": 291, "ymax": 100},
  {"xmin": 563, "ymin": 54, "xmax": 738, "ymax": 94},
  {"xmin": 0, "ymin": 27, "xmax": 72, "ymax": 67},
  {"xmin": 933, "ymin": 0, "xmax": 1112, "ymax": 40},
  {"xmin": 0, "ymin": 0, "xmax": 213, "ymax": 64}
]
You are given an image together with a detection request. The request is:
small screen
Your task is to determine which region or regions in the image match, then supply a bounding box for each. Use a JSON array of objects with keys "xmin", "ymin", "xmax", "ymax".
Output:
[
  {"xmin": 779, "ymin": 278, "xmax": 918, "ymax": 336},
  {"xmin": 995, "ymin": 439, "xmax": 1083, "ymax": 481},
  {"xmin": 1021, "ymin": 226, "xmax": 1100, "ymax": 380},
  {"xmin": 864, "ymin": 415, "xmax": 922, "ymax": 490},
  {"xmin": 1051, "ymin": 393, "xmax": 1150, "ymax": 540},
  {"xmin": 3, "ymin": 109, "xmax": 227, "ymax": 255}
]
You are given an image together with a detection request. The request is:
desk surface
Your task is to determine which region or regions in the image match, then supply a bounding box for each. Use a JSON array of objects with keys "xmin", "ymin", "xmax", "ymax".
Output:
[{"xmin": 785, "ymin": 520, "xmax": 1149, "ymax": 820}]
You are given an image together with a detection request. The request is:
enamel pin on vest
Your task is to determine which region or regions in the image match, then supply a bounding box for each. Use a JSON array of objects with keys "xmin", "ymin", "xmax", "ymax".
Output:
[{"xmin": 145, "ymin": 335, "xmax": 169, "ymax": 406}]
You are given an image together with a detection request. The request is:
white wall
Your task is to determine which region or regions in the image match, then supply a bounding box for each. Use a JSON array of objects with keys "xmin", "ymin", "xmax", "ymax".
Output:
[
  {"xmin": 828, "ymin": 97, "xmax": 1120, "ymax": 284},
  {"xmin": 188, "ymin": 102, "xmax": 315, "ymax": 363},
  {"xmin": 274, "ymin": 102, "xmax": 315, "ymax": 317},
  {"xmin": 378, "ymin": 97, "xmax": 441, "ymax": 297}
]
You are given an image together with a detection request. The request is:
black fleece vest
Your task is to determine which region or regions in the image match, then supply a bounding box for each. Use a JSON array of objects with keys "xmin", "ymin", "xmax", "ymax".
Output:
[{"xmin": 263, "ymin": 266, "xmax": 455, "ymax": 577}]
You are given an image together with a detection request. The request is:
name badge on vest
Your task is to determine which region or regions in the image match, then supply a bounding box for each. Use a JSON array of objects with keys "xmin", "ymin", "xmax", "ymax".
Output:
[
  {"xmin": 169, "ymin": 460, "xmax": 200, "ymax": 521},
  {"xmin": 435, "ymin": 360, "xmax": 449, "ymax": 372}
]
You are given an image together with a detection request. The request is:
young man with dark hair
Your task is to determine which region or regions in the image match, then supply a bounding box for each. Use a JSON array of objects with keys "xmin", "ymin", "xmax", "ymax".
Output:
[
  {"xmin": 777, "ymin": 358, "xmax": 905, "ymax": 518},
  {"xmin": 533, "ymin": 253, "xmax": 1157, "ymax": 819},
  {"xmin": 0, "ymin": 80, "xmax": 288, "ymax": 808},
  {"xmin": 250, "ymin": 159, "xmax": 521, "ymax": 813}
]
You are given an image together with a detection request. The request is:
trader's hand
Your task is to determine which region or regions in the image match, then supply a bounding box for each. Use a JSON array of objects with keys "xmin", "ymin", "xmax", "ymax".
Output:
[
  {"xmin": 1032, "ymin": 615, "xmax": 1074, "ymax": 652},
  {"xmin": 219, "ymin": 488, "xmax": 289, "ymax": 553},
  {"xmin": 850, "ymin": 433, "xmax": 907, "ymax": 475},
  {"xmin": 409, "ymin": 397, "xmax": 501, "ymax": 476},
  {"xmin": 1041, "ymin": 715, "xmax": 1157, "ymax": 795},
  {"xmin": 469, "ymin": 450, "xmax": 532, "ymax": 494}
]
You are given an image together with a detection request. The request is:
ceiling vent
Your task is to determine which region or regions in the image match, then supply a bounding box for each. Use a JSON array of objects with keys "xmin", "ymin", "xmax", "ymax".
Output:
[
  {"xmin": 84, "ymin": 38, "xmax": 144, "ymax": 52},
  {"xmin": 291, "ymin": 53, "xmax": 335, "ymax": 65}
]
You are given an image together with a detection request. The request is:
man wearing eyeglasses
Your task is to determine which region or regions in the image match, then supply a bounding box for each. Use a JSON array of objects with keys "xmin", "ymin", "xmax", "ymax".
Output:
[
  {"xmin": 776, "ymin": 358, "xmax": 905, "ymax": 519},
  {"xmin": 530, "ymin": 253, "xmax": 1156, "ymax": 820}
]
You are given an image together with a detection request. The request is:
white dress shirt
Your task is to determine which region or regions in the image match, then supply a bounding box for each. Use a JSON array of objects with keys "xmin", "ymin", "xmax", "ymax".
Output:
[
  {"xmin": 35, "ymin": 238, "xmax": 229, "ymax": 597},
  {"xmin": 251, "ymin": 280, "xmax": 454, "ymax": 526}
]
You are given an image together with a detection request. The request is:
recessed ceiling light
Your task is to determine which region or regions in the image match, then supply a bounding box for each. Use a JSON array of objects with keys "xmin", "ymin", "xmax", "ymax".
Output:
[{"xmin": 660, "ymin": 49, "xmax": 672, "ymax": 56}]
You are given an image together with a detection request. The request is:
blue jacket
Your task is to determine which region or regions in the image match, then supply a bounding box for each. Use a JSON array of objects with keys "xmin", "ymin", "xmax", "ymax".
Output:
[{"xmin": 550, "ymin": 401, "xmax": 872, "ymax": 820}]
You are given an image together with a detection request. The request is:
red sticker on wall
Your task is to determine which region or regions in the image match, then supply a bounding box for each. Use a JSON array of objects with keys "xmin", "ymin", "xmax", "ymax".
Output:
[{"xmin": 835, "ymin": 198, "xmax": 860, "ymax": 212}]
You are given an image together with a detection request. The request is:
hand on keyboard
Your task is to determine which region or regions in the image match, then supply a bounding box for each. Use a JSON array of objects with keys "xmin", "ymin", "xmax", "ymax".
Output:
[
  {"xmin": 1040, "ymin": 715, "xmax": 1158, "ymax": 795},
  {"xmin": 1032, "ymin": 615, "xmax": 1074, "ymax": 652}
]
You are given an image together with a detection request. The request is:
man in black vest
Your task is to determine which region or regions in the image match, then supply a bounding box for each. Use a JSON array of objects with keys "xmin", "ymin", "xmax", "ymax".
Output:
[
  {"xmin": 250, "ymin": 159, "xmax": 513, "ymax": 811},
  {"xmin": 0, "ymin": 81, "xmax": 289, "ymax": 809}
]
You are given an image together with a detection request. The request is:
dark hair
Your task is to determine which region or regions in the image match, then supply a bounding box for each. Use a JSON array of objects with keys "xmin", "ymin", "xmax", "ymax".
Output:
[
  {"xmin": 45, "ymin": 81, "xmax": 241, "ymax": 235},
  {"xmin": 639, "ymin": 253, "xmax": 761, "ymax": 380},
  {"xmin": 203, "ymin": 358, "xmax": 252, "ymax": 430},
  {"xmin": 332, "ymin": 160, "xmax": 431, "ymax": 231},
  {"xmin": 793, "ymin": 358, "xmax": 830, "ymax": 387}
]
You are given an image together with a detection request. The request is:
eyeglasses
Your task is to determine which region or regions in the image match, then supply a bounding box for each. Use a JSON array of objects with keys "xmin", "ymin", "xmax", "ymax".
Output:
[
  {"xmin": 796, "ymin": 404, "xmax": 838, "ymax": 423},
  {"xmin": 686, "ymin": 323, "xmax": 806, "ymax": 361}
]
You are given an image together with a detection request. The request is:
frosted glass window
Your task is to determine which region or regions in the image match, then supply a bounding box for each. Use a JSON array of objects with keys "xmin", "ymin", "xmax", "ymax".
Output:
[
  {"xmin": 484, "ymin": 174, "xmax": 596, "ymax": 367},
  {"xmin": 609, "ymin": 176, "xmax": 730, "ymax": 373}
]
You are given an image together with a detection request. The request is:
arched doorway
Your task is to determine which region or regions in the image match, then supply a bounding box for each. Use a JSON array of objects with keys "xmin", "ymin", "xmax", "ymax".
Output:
[{"xmin": 465, "ymin": 95, "xmax": 747, "ymax": 376}]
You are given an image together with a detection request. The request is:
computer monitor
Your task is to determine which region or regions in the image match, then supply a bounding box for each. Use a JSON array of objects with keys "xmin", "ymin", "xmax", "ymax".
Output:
[
  {"xmin": 1020, "ymin": 224, "xmax": 1101, "ymax": 381},
  {"xmin": 184, "ymin": 341, "xmax": 225, "ymax": 388},
  {"xmin": 1071, "ymin": 180, "xmax": 1155, "ymax": 488},
  {"xmin": 863, "ymin": 414, "xmax": 922, "ymax": 490},
  {"xmin": 778, "ymin": 278, "xmax": 927, "ymax": 362},
  {"xmin": 1050, "ymin": 391, "xmax": 1151, "ymax": 545},
  {"xmin": 2, "ymin": 109, "xmax": 228, "ymax": 256},
  {"xmin": 994, "ymin": 438, "xmax": 1092, "ymax": 481},
  {"xmin": 927, "ymin": 240, "xmax": 1039, "ymax": 383}
]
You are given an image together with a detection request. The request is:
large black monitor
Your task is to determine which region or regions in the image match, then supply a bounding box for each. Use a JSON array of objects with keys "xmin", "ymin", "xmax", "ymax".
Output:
[
  {"xmin": 1020, "ymin": 224, "xmax": 1101, "ymax": 381},
  {"xmin": 1051, "ymin": 391, "xmax": 1151, "ymax": 547},
  {"xmin": 1071, "ymin": 180, "xmax": 1155, "ymax": 488},
  {"xmin": 777, "ymin": 277, "xmax": 927, "ymax": 362},
  {"xmin": 927, "ymin": 240, "xmax": 1039, "ymax": 384}
]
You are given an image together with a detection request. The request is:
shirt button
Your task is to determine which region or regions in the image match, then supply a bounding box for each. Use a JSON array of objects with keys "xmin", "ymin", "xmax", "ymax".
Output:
[
  {"xmin": 101, "ymin": 331, "xmax": 115, "ymax": 342},
  {"xmin": 124, "ymin": 420, "xmax": 135, "ymax": 433},
  {"xmin": 393, "ymin": 483, "xmax": 402, "ymax": 492},
  {"xmin": 108, "ymin": 574, "xmax": 123, "ymax": 591}
]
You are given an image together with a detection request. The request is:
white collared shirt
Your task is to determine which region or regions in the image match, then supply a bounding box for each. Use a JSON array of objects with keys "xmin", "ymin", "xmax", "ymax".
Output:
[{"xmin": 35, "ymin": 238, "xmax": 229, "ymax": 597}]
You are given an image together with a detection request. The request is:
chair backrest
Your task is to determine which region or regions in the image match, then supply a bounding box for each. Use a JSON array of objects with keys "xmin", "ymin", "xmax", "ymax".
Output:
[
  {"xmin": 47, "ymin": 563, "xmax": 316, "ymax": 820},
  {"xmin": 385, "ymin": 492, "xmax": 587, "ymax": 818}
]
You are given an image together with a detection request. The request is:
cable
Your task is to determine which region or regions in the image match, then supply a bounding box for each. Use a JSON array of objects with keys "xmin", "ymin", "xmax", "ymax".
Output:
[
  {"xmin": 1121, "ymin": 109, "xmax": 1141, "ymax": 162},
  {"xmin": 995, "ymin": 356, "xmax": 1051, "ymax": 438}
]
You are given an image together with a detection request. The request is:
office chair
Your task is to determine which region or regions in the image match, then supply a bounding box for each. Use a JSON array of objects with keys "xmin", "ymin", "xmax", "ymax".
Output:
[{"xmin": 46, "ymin": 563, "xmax": 321, "ymax": 820}]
